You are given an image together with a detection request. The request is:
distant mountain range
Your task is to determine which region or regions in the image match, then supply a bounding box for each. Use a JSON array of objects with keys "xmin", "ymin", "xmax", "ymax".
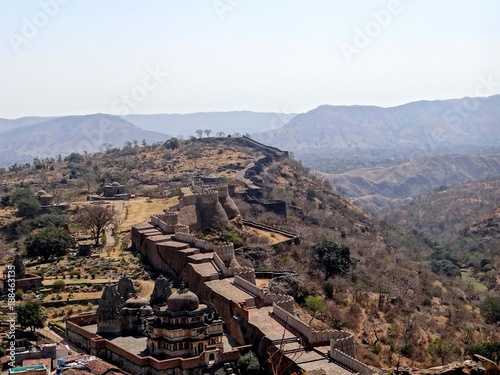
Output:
[
  {"xmin": 252, "ymin": 95, "xmax": 500, "ymax": 155},
  {"xmin": 123, "ymin": 111, "xmax": 296, "ymax": 138},
  {"xmin": 0, "ymin": 111, "xmax": 296, "ymax": 168},
  {"xmin": 0, "ymin": 114, "xmax": 171, "ymax": 167}
]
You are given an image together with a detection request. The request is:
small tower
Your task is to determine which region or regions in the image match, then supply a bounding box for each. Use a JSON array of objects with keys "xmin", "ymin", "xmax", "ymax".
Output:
[
  {"xmin": 117, "ymin": 274, "xmax": 136, "ymax": 301},
  {"xmin": 96, "ymin": 285, "xmax": 124, "ymax": 336},
  {"xmin": 13, "ymin": 254, "xmax": 26, "ymax": 280},
  {"xmin": 150, "ymin": 274, "xmax": 172, "ymax": 307}
]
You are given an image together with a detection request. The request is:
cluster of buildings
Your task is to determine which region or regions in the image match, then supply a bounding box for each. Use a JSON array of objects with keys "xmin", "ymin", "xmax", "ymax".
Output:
[{"xmin": 65, "ymin": 182, "xmax": 378, "ymax": 374}]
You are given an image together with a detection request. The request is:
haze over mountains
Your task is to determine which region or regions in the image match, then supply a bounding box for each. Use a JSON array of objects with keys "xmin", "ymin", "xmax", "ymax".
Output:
[
  {"xmin": 123, "ymin": 111, "xmax": 296, "ymax": 137},
  {"xmin": 1, "ymin": 96, "xmax": 500, "ymax": 211},
  {"xmin": 253, "ymin": 95, "xmax": 500, "ymax": 155},
  {"xmin": 0, "ymin": 111, "xmax": 295, "ymax": 168},
  {"xmin": 0, "ymin": 114, "xmax": 170, "ymax": 167}
]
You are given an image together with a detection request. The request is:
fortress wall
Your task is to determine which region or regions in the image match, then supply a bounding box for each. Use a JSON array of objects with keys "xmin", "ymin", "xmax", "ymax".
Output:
[
  {"xmin": 194, "ymin": 238, "xmax": 214, "ymax": 252},
  {"xmin": 272, "ymin": 303, "xmax": 355, "ymax": 347},
  {"xmin": 331, "ymin": 336, "xmax": 356, "ymax": 358},
  {"xmin": 234, "ymin": 275, "xmax": 264, "ymax": 299},
  {"xmin": 131, "ymin": 224, "xmax": 153, "ymax": 253},
  {"xmin": 273, "ymin": 303, "xmax": 311, "ymax": 340},
  {"xmin": 310, "ymin": 328, "xmax": 352, "ymax": 345},
  {"xmin": 329, "ymin": 348, "xmax": 375, "ymax": 375},
  {"xmin": 264, "ymin": 294, "xmax": 294, "ymax": 313},
  {"xmin": 220, "ymin": 195, "xmax": 240, "ymax": 220},
  {"xmin": 174, "ymin": 231, "xmax": 197, "ymax": 245},
  {"xmin": 160, "ymin": 212, "xmax": 179, "ymax": 225},
  {"xmin": 191, "ymin": 183, "xmax": 204, "ymax": 194},
  {"xmin": 234, "ymin": 268, "xmax": 255, "ymax": 284},
  {"xmin": 179, "ymin": 194, "xmax": 197, "ymax": 208},
  {"xmin": 150, "ymin": 215, "xmax": 160, "ymax": 226},
  {"xmin": 141, "ymin": 239, "xmax": 182, "ymax": 279},
  {"xmin": 173, "ymin": 224, "xmax": 189, "ymax": 233},
  {"xmin": 213, "ymin": 243, "xmax": 234, "ymax": 263},
  {"xmin": 198, "ymin": 191, "xmax": 219, "ymax": 204},
  {"xmin": 212, "ymin": 253, "xmax": 231, "ymax": 277}
]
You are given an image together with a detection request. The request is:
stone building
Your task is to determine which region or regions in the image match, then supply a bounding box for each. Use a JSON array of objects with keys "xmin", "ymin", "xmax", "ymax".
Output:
[
  {"xmin": 145, "ymin": 283, "xmax": 224, "ymax": 363},
  {"xmin": 103, "ymin": 182, "xmax": 125, "ymax": 197},
  {"xmin": 96, "ymin": 275, "xmax": 152, "ymax": 337},
  {"xmin": 0, "ymin": 255, "xmax": 43, "ymax": 294},
  {"xmin": 37, "ymin": 190, "xmax": 54, "ymax": 207}
]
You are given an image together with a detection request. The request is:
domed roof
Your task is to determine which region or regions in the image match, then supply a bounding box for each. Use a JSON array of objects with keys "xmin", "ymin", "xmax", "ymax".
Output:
[
  {"xmin": 124, "ymin": 295, "xmax": 149, "ymax": 309},
  {"xmin": 167, "ymin": 284, "xmax": 199, "ymax": 312},
  {"xmin": 37, "ymin": 190, "xmax": 48, "ymax": 196},
  {"xmin": 111, "ymin": 181, "xmax": 121, "ymax": 186}
]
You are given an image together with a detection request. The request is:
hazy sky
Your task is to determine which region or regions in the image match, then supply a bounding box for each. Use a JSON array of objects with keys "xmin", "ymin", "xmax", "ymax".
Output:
[{"xmin": 1, "ymin": 0, "xmax": 499, "ymax": 118}]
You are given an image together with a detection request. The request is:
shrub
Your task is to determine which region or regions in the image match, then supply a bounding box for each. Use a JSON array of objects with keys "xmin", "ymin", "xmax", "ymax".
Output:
[
  {"xmin": 52, "ymin": 280, "xmax": 66, "ymax": 292},
  {"xmin": 480, "ymin": 297, "xmax": 500, "ymax": 324}
]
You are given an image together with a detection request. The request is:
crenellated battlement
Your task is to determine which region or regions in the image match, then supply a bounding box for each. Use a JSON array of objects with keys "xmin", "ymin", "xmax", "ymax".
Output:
[
  {"xmin": 234, "ymin": 268, "xmax": 255, "ymax": 284},
  {"xmin": 272, "ymin": 303, "xmax": 356, "ymax": 348},
  {"xmin": 197, "ymin": 191, "xmax": 219, "ymax": 205}
]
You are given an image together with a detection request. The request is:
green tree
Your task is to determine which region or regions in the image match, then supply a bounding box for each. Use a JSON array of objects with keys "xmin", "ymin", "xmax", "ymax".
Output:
[
  {"xmin": 164, "ymin": 137, "xmax": 180, "ymax": 150},
  {"xmin": 24, "ymin": 226, "xmax": 75, "ymax": 260},
  {"xmin": 466, "ymin": 341, "xmax": 500, "ymax": 364},
  {"xmin": 235, "ymin": 351, "xmax": 260, "ymax": 375},
  {"xmin": 16, "ymin": 299, "xmax": 45, "ymax": 332},
  {"xmin": 480, "ymin": 297, "xmax": 500, "ymax": 324},
  {"xmin": 305, "ymin": 295, "xmax": 325, "ymax": 324},
  {"xmin": 11, "ymin": 188, "xmax": 41, "ymax": 218},
  {"xmin": 312, "ymin": 240, "xmax": 356, "ymax": 279},
  {"xmin": 428, "ymin": 338, "xmax": 453, "ymax": 365}
]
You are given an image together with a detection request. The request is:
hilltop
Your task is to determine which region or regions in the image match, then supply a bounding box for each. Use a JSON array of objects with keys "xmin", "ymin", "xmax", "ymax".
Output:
[{"xmin": 0, "ymin": 137, "xmax": 499, "ymax": 369}]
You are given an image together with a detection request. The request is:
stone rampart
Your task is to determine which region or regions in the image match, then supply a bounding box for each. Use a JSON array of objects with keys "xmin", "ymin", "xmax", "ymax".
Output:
[
  {"xmin": 198, "ymin": 191, "xmax": 219, "ymax": 204},
  {"xmin": 331, "ymin": 336, "xmax": 356, "ymax": 358},
  {"xmin": 173, "ymin": 231, "xmax": 195, "ymax": 243},
  {"xmin": 150, "ymin": 215, "xmax": 160, "ymax": 226},
  {"xmin": 179, "ymin": 194, "xmax": 197, "ymax": 208},
  {"xmin": 234, "ymin": 268, "xmax": 255, "ymax": 284},
  {"xmin": 212, "ymin": 253, "xmax": 231, "ymax": 277},
  {"xmin": 330, "ymin": 348, "xmax": 375, "ymax": 375},
  {"xmin": 160, "ymin": 212, "xmax": 179, "ymax": 225},
  {"xmin": 213, "ymin": 243, "xmax": 234, "ymax": 263},
  {"xmin": 234, "ymin": 275, "xmax": 264, "ymax": 299},
  {"xmin": 272, "ymin": 303, "xmax": 355, "ymax": 347},
  {"xmin": 264, "ymin": 294, "xmax": 294, "ymax": 314},
  {"xmin": 273, "ymin": 303, "xmax": 311, "ymax": 339}
]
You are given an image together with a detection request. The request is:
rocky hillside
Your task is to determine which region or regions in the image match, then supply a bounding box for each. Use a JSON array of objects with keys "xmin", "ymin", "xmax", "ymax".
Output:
[
  {"xmin": 1, "ymin": 138, "xmax": 499, "ymax": 369},
  {"xmin": 321, "ymin": 154, "xmax": 500, "ymax": 212}
]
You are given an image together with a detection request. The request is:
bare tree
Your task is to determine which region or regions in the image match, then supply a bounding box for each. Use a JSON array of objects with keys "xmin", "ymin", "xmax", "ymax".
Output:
[
  {"xmin": 216, "ymin": 131, "xmax": 225, "ymax": 137},
  {"xmin": 204, "ymin": 129, "xmax": 212, "ymax": 138},
  {"xmin": 76, "ymin": 205, "xmax": 115, "ymax": 246},
  {"xmin": 195, "ymin": 129, "xmax": 203, "ymax": 139}
]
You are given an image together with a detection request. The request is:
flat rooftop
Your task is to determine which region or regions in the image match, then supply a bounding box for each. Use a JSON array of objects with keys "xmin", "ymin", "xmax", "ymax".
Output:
[{"xmin": 204, "ymin": 278, "xmax": 255, "ymax": 304}]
